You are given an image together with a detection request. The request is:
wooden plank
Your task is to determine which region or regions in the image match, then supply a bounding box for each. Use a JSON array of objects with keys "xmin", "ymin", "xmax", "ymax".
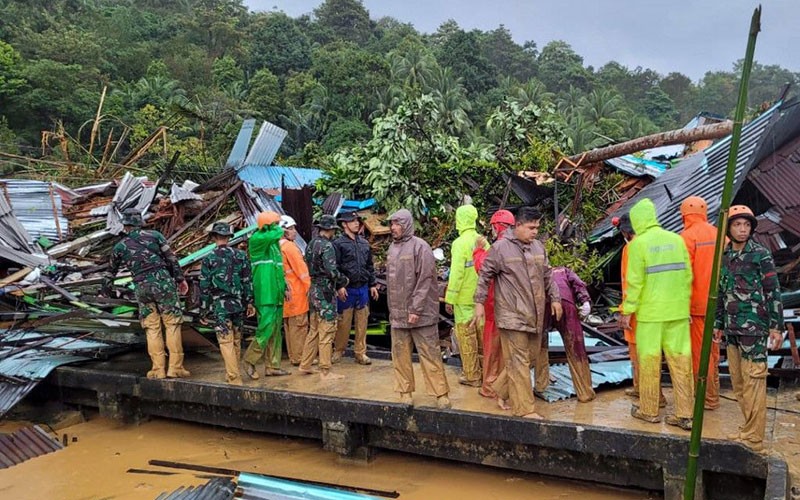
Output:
[
  {"xmin": 167, "ymin": 181, "xmax": 242, "ymax": 244},
  {"xmin": 0, "ymin": 268, "xmax": 31, "ymax": 288}
]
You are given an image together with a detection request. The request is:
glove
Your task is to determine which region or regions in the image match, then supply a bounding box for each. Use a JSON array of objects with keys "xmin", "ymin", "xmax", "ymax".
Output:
[{"xmin": 579, "ymin": 301, "xmax": 591, "ymax": 318}]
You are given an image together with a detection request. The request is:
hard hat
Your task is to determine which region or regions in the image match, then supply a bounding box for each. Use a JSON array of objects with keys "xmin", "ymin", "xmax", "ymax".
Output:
[
  {"xmin": 728, "ymin": 205, "xmax": 758, "ymax": 231},
  {"xmin": 613, "ymin": 213, "xmax": 633, "ymax": 234},
  {"xmin": 210, "ymin": 221, "xmax": 233, "ymax": 237},
  {"xmin": 257, "ymin": 211, "xmax": 281, "ymax": 229},
  {"xmin": 121, "ymin": 208, "xmax": 143, "ymax": 227},
  {"xmin": 279, "ymin": 215, "xmax": 297, "ymax": 229},
  {"xmin": 680, "ymin": 196, "xmax": 708, "ymax": 217},
  {"xmin": 490, "ymin": 210, "xmax": 515, "ymax": 226}
]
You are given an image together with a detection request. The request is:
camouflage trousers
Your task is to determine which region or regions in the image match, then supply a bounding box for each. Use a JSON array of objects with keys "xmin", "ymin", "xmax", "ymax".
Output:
[{"xmin": 134, "ymin": 271, "xmax": 182, "ymax": 319}]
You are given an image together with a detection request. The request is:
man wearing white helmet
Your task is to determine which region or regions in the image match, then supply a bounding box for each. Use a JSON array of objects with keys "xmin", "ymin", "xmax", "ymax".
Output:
[{"xmin": 278, "ymin": 215, "xmax": 311, "ymax": 366}]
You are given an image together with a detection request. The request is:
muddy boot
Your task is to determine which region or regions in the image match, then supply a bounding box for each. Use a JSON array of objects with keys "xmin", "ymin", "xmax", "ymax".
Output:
[
  {"xmin": 353, "ymin": 307, "xmax": 370, "ymax": 364},
  {"xmin": 334, "ymin": 308, "xmax": 354, "ymax": 361},
  {"xmin": 631, "ymin": 405, "xmax": 661, "ymax": 424},
  {"xmin": 218, "ymin": 328, "xmax": 243, "ymax": 385},
  {"xmin": 143, "ymin": 312, "xmax": 166, "ymax": 379},
  {"xmin": 458, "ymin": 375, "xmax": 481, "ymax": 387},
  {"xmin": 665, "ymin": 414, "xmax": 692, "ymax": 431},
  {"xmin": 436, "ymin": 395, "xmax": 451, "ymax": 409},
  {"xmin": 624, "ymin": 387, "xmax": 639, "ymax": 397},
  {"xmin": 164, "ymin": 314, "xmax": 190, "ymax": 378}
]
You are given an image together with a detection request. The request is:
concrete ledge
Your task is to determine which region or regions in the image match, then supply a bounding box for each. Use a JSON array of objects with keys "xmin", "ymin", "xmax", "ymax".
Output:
[{"xmin": 47, "ymin": 365, "xmax": 788, "ymax": 500}]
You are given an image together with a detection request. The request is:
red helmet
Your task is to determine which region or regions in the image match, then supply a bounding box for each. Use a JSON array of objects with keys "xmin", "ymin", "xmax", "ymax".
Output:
[
  {"xmin": 490, "ymin": 210, "xmax": 515, "ymax": 226},
  {"xmin": 680, "ymin": 196, "xmax": 707, "ymax": 217}
]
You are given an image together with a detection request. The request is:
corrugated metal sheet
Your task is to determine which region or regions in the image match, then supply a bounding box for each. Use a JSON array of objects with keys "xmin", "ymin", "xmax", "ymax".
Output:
[
  {"xmin": 535, "ymin": 360, "xmax": 633, "ymax": 402},
  {"xmin": 243, "ymin": 121, "xmax": 288, "ymax": 169},
  {"xmin": 237, "ymin": 473, "xmax": 379, "ymax": 500},
  {"xmin": 0, "ymin": 425, "xmax": 63, "ymax": 469},
  {"xmin": 0, "ymin": 192, "xmax": 50, "ymax": 267},
  {"xmin": 226, "ymin": 119, "xmax": 256, "ymax": 171},
  {"xmin": 605, "ymin": 155, "xmax": 669, "ymax": 178},
  {"xmin": 106, "ymin": 172, "xmax": 158, "ymax": 235},
  {"xmin": 169, "ymin": 183, "xmax": 202, "ymax": 204},
  {"xmin": 0, "ymin": 381, "xmax": 38, "ymax": 418},
  {"xmin": 238, "ymin": 165, "xmax": 324, "ymax": 190},
  {"xmin": 591, "ymin": 103, "xmax": 782, "ymax": 242},
  {"xmin": 1, "ymin": 180, "xmax": 69, "ymax": 244},
  {"xmin": 748, "ymin": 134, "xmax": 800, "ymax": 210},
  {"xmin": 155, "ymin": 477, "xmax": 236, "ymax": 500}
]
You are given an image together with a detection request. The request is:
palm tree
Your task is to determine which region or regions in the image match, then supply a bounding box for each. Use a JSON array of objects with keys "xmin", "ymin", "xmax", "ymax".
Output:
[
  {"xmin": 511, "ymin": 78, "xmax": 554, "ymax": 107},
  {"xmin": 557, "ymin": 86, "xmax": 585, "ymax": 121}
]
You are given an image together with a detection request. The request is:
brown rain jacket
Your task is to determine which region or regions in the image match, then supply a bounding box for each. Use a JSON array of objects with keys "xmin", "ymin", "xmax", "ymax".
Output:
[
  {"xmin": 386, "ymin": 210, "xmax": 440, "ymax": 329},
  {"xmin": 474, "ymin": 229, "xmax": 560, "ymax": 334}
]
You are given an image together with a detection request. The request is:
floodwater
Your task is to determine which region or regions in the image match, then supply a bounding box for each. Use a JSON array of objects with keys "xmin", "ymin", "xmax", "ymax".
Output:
[{"xmin": 0, "ymin": 415, "xmax": 658, "ymax": 500}]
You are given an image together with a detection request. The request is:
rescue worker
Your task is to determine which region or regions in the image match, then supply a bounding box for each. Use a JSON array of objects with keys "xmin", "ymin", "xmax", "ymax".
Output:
[
  {"xmin": 617, "ymin": 214, "xmax": 666, "ymax": 406},
  {"xmin": 473, "ymin": 209, "xmax": 515, "ymax": 398},
  {"xmin": 242, "ymin": 211, "xmax": 288, "ymax": 379},
  {"xmin": 714, "ymin": 205, "xmax": 784, "ymax": 453},
  {"xmin": 679, "ymin": 196, "xmax": 721, "ymax": 410},
  {"xmin": 299, "ymin": 215, "xmax": 348, "ymax": 381},
  {"xmin": 535, "ymin": 266, "xmax": 596, "ymax": 402},
  {"xmin": 107, "ymin": 208, "xmax": 190, "ymax": 379},
  {"xmin": 332, "ymin": 212, "xmax": 379, "ymax": 365},
  {"xmin": 473, "ymin": 207, "xmax": 562, "ymax": 419},
  {"xmin": 620, "ymin": 198, "xmax": 694, "ymax": 430},
  {"xmin": 445, "ymin": 204, "xmax": 488, "ymax": 387},
  {"xmin": 387, "ymin": 209, "xmax": 451, "ymax": 409},
  {"xmin": 199, "ymin": 222, "xmax": 255, "ymax": 385},
  {"xmin": 278, "ymin": 215, "xmax": 311, "ymax": 366}
]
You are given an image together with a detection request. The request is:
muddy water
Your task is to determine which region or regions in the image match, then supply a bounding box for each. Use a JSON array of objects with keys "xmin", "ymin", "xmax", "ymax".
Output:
[{"xmin": 0, "ymin": 415, "xmax": 657, "ymax": 500}]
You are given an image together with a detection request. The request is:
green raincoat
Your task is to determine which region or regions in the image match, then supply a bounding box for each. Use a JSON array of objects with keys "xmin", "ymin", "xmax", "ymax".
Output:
[
  {"xmin": 445, "ymin": 205, "xmax": 488, "ymax": 306},
  {"xmin": 622, "ymin": 198, "xmax": 692, "ymax": 322}
]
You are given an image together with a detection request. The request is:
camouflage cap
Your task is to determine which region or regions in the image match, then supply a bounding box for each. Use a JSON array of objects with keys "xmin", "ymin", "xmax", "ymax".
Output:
[
  {"xmin": 121, "ymin": 208, "xmax": 143, "ymax": 227},
  {"xmin": 210, "ymin": 221, "xmax": 233, "ymax": 237},
  {"xmin": 315, "ymin": 214, "xmax": 338, "ymax": 230}
]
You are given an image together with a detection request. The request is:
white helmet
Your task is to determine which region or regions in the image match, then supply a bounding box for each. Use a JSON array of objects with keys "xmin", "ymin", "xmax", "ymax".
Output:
[{"xmin": 279, "ymin": 215, "xmax": 297, "ymax": 229}]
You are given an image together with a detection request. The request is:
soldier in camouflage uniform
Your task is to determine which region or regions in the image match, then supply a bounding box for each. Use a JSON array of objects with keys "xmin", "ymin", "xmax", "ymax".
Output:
[
  {"xmin": 107, "ymin": 208, "xmax": 190, "ymax": 379},
  {"xmin": 299, "ymin": 215, "xmax": 349, "ymax": 381},
  {"xmin": 714, "ymin": 205, "xmax": 784, "ymax": 453},
  {"xmin": 199, "ymin": 222, "xmax": 255, "ymax": 385}
]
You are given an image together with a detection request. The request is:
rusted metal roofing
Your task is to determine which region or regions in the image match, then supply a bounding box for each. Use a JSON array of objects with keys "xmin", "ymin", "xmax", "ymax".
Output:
[
  {"xmin": 748, "ymin": 134, "xmax": 800, "ymax": 210},
  {"xmin": 0, "ymin": 425, "xmax": 63, "ymax": 469}
]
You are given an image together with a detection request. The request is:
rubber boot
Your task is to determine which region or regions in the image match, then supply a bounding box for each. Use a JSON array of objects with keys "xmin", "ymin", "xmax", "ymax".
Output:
[
  {"xmin": 142, "ymin": 312, "xmax": 166, "ymax": 379},
  {"xmin": 164, "ymin": 314, "xmax": 190, "ymax": 378},
  {"xmin": 217, "ymin": 326, "xmax": 243, "ymax": 385},
  {"xmin": 353, "ymin": 307, "xmax": 371, "ymax": 365},
  {"xmin": 333, "ymin": 307, "xmax": 353, "ymax": 363}
]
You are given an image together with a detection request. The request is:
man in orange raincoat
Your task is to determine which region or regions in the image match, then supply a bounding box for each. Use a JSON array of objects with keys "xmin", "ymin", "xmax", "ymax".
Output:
[{"xmin": 679, "ymin": 196, "xmax": 720, "ymax": 410}]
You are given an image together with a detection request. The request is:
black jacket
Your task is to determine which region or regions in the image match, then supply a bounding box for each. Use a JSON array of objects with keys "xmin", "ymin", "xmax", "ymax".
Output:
[{"xmin": 333, "ymin": 233, "xmax": 376, "ymax": 288}]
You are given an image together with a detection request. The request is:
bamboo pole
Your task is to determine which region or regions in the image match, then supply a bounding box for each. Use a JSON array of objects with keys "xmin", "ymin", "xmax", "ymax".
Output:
[
  {"xmin": 88, "ymin": 86, "xmax": 107, "ymax": 157},
  {"xmin": 684, "ymin": 6, "xmax": 761, "ymax": 499}
]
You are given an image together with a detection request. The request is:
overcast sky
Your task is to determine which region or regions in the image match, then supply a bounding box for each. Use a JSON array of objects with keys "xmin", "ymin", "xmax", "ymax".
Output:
[{"xmin": 243, "ymin": 0, "xmax": 798, "ymax": 81}]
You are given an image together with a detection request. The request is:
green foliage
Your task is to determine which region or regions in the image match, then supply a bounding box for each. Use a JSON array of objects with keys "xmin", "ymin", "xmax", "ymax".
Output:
[
  {"xmin": 544, "ymin": 237, "xmax": 603, "ymax": 284},
  {"xmin": 0, "ymin": 41, "xmax": 25, "ymax": 101},
  {"xmin": 247, "ymin": 68, "xmax": 281, "ymax": 121}
]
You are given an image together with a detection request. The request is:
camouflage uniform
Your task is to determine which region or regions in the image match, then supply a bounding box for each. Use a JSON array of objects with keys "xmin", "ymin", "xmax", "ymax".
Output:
[
  {"xmin": 200, "ymin": 243, "xmax": 253, "ymax": 385},
  {"xmin": 714, "ymin": 239, "xmax": 783, "ymax": 363},
  {"xmin": 299, "ymin": 219, "xmax": 349, "ymax": 373},
  {"xmin": 109, "ymin": 226, "xmax": 188, "ymax": 379},
  {"xmin": 714, "ymin": 238, "xmax": 783, "ymax": 448}
]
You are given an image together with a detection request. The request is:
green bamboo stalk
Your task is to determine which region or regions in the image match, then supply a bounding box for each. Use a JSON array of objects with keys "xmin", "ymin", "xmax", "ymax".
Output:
[{"xmin": 684, "ymin": 6, "xmax": 761, "ymax": 498}]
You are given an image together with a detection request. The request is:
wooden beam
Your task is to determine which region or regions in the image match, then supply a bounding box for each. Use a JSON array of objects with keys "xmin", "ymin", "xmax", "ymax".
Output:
[
  {"xmin": 167, "ymin": 180, "xmax": 242, "ymax": 244},
  {"xmin": 565, "ymin": 121, "xmax": 733, "ymax": 166}
]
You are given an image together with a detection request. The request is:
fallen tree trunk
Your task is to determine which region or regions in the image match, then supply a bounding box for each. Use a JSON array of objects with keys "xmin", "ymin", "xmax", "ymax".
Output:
[{"xmin": 564, "ymin": 121, "xmax": 733, "ymax": 166}]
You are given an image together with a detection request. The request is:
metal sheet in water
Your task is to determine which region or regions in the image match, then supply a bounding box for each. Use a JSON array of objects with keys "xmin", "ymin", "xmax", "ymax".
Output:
[
  {"xmin": 0, "ymin": 425, "xmax": 63, "ymax": 469},
  {"xmin": 237, "ymin": 473, "xmax": 379, "ymax": 500},
  {"xmin": 155, "ymin": 477, "xmax": 236, "ymax": 500}
]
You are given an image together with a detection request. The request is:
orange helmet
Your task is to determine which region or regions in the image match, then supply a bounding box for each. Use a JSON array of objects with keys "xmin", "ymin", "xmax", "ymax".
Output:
[
  {"xmin": 728, "ymin": 205, "xmax": 757, "ymax": 230},
  {"xmin": 680, "ymin": 196, "xmax": 707, "ymax": 217},
  {"xmin": 257, "ymin": 211, "xmax": 281, "ymax": 228}
]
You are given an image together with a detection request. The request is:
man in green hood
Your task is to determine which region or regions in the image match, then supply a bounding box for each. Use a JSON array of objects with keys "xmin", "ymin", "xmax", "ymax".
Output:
[
  {"xmin": 620, "ymin": 198, "xmax": 694, "ymax": 431},
  {"xmin": 445, "ymin": 204, "xmax": 489, "ymax": 387}
]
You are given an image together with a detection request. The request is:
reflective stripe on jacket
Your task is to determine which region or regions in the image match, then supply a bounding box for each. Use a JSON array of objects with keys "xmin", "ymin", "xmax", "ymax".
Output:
[{"xmin": 622, "ymin": 198, "xmax": 692, "ymax": 322}]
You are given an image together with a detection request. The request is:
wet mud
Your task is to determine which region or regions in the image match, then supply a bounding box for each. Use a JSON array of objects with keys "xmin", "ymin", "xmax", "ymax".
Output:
[{"xmin": 0, "ymin": 415, "xmax": 658, "ymax": 499}]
